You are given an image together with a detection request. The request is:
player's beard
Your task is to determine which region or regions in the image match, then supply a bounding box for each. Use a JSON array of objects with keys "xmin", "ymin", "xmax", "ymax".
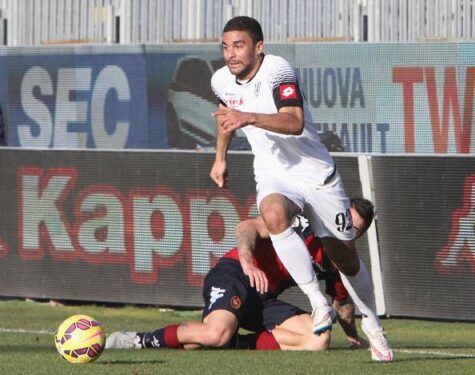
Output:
[
  {"xmin": 235, "ymin": 64, "xmax": 253, "ymax": 80},
  {"xmin": 227, "ymin": 54, "xmax": 262, "ymax": 80},
  {"xmin": 226, "ymin": 60, "xmax": 246, "ymax": 77}
]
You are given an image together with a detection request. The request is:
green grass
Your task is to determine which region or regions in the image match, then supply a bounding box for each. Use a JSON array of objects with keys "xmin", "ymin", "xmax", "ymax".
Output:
[{"xmin": 0, "ymin": 299, "xmax": 474, "ymax": 374}]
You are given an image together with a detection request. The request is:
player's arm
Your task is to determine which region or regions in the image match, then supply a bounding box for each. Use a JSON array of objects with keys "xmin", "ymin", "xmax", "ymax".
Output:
[
  {"xmin": 214, "ymin": 105, "xmax": 304, "ymax": 135},
  {"xmin": 235, "ymin": 217, "xmax": 270, "ymax": 293},
  {"xmin": 210, "ymin": 103, "xmax": 235, "ymax": 187},
  {"xmin": 214, "ymin": 58, "xmax": 305, "ymax": 135},
  {"xmin": 332, "ymin": 299, "xmax": 369, "ymax": 349}
]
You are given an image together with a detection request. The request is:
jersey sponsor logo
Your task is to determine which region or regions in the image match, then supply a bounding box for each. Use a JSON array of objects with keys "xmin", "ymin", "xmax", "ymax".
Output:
[
  {"xmin": 208, "ymin": 286, "xmax": 226, "ymax": 309},
  {"xmin": 279, "ymin": 84, "xmax": 297, "ymax": 100},
  {"xmin": 230, "ymin": 296, "xmax": 242, "ymax": 309},
  {"xmin": 224, "ymin": 96, "xmax": 244, "ymax": 108},
  {"xmin": 435, "ymin": 175, "xmax": 475, "ymax": 275}
]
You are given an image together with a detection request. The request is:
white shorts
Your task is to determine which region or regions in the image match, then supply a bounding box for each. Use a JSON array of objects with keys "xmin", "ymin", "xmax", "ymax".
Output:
[{"xmin": 256, "ymin": 172, "xmax": 355, "ymax": 241}]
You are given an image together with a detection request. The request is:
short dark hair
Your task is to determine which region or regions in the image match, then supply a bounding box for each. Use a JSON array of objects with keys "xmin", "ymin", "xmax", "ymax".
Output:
[
  {"xmin": 223, "ymin": 16, "xmax": 264, "ymax": 44},
  {"xmin": 350, "ymin": 197, "xmax": 375, "ymax": 233}
]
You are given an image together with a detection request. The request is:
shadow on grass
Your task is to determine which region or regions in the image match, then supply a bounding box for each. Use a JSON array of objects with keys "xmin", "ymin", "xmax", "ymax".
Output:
[{"xmin": 99, "ymin": 359, "xmax": 165, "ymax": 365}]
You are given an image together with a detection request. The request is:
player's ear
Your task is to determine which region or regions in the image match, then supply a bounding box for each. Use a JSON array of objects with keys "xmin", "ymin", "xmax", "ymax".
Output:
[{"xmin": 255, "ymin": 40, "xmax": 264, "ymax": 54}]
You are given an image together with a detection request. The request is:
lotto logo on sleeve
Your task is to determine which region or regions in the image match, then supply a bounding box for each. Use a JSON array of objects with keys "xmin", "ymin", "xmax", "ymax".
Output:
[{"xmin": 279, "ymin": 84, "xmax": 297, "ymax": 100}]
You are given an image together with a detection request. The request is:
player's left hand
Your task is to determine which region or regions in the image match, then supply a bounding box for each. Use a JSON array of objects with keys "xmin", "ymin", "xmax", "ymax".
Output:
[
  {"xmin": 348, "ymin": 336, "xmax": 369, "ymax": 349},
  {"xmin": 242, "ymin": 263, "xmax": 269, "ymax": 294},
  {"xmin": 212, "ymin": 104, "xmax": 251, "ymax": 134}
]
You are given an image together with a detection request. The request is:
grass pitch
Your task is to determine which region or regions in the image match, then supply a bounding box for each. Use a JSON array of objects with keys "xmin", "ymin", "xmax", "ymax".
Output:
[{"xmin": 0, "ymin": 299, "xmax": 474, "ymax": 374}]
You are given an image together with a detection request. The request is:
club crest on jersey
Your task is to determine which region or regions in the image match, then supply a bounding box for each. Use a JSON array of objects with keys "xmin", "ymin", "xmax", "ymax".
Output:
[
  {"xmin": 279, "ymin": 84, "xmax": 297, "ymax": 99},
  {"xmin": 230, "ymin": 296, "xmax": 242, "ymax": 309},
  {"xmin": 254, "ymin": 81, "xmax": 261, "ymax": 97}
]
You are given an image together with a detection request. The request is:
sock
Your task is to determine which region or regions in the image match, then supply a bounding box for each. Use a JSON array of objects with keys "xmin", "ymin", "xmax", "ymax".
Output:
[
  {"xmin": 270, "ymin": 227, "xmax": 328, "ymax": 308},
  {"xmin": 140, "ymin": 324, "xmax": 182, "ymax": 349},
  {"xmin": 228, "ymin": 333, "xmax": 258, "ymax": 349},
  {"xmin": 228, "ymin": 331, "xmax": 280, "ymax": 350},
  {"xmin": 230, "ymin": 332, "xmax": 280, "ymax": 350},
  {"xmin": 339, "ymin": 258, "xmax": 381, "ymax": 330},
  {"xmin": 255, "ymin": 331, "xmax": 281, "ymax": 350}
]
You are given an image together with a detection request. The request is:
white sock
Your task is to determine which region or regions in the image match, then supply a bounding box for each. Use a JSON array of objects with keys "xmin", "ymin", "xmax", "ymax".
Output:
[
  {"xmin": 339, "ymin": 258, "xmax": 381, "ymax": 330},
  {"xmin": 270, "ymin": 227, "xmax": 328, "ymax": 308}
]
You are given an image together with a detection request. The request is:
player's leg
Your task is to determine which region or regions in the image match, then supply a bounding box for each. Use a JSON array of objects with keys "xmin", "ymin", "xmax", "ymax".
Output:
[
  {"xmin": 332, "ymin": 255, "xmax": 393, "ymax": 361},
  {"xmin": 320, "ymin": 227, "xmax": 392, "ymax": 360},
  {"xmin": 190, "ymin": 257, "xmax": 260, "ymax": 348},
  {"xmin": 259, "ymin": 299, "xmax": 330, "ymax": 351},
  {"xmin": 321, "ymin": 237, "xmax": 392, "ymax": 360},
  {"xmin": 232, "ymin": 324, "xmax": 328, "ymax": 351},
  {"xmin": 257, "ymin": 179, "xmax": 334, "ymax": 334},
  {"xmin": 304, "ymin": 175, "xmax": 393, "ymax": 361},
  {"xmin": 231, "ymin": 299, "xmax": 329, "ymax": 351},
  {"xmin": 107, "ymin": 259, "xmax": 248, "ymax": 350},
  {"xmin": 178, "ymin": 309, "xmax": 238, "ymax": 349},
  {"xmin": 321, "ymin": 237, "xmax": 379, "ymax": 324},
  {"xmin": 325, "ymin": 276, "xmax": 368, "ymax": 348},
  {"xmin": 331, "ymin": 299, "xmax": 368, "ymax": 349},
  {"xmin": 272, "ymin": 314, "xmax": 330, "ymax": 351},
  {"xmin": 105, "ymin": 310, "xmax": 238, "ymax": 350}
]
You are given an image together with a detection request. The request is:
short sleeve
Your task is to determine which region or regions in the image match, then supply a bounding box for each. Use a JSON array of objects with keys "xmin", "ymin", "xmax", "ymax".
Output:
[
  {"xmin": 211, "ymin": 72, "xmax": 226, "ymax": 106},
  {"xmin": 269, "ymin": 58, "xmax": 303, "ymax": 109}
]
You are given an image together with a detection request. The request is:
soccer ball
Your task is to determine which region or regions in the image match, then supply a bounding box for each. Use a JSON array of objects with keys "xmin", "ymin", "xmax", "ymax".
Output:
[{"xmin": 54, "ymin": 314, "xmax": 105, "ymax": 364}]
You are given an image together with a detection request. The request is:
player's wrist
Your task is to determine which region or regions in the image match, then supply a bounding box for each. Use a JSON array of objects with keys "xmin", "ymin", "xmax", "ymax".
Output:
[
  {"xmin": 214, "ymin": 154, "xmax": 227, "ymax": 163},
  {"xmin": 246, "ymin": 112, "xmax": 256, "ymax": 125},
  {"xmin": 239, "ymin": 257, "xmax": 253, "ymax": 267}
]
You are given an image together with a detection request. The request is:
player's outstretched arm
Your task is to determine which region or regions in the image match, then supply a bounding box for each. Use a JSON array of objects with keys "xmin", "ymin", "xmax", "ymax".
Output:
[
  {"xmin": 236, "ymin": 217, "xmax": 270, "ymax": 293},
  {"xmin": 214, "ymin": 105, "xmax": 304, "ymax": 135},
  {"xmin": 210, "ymin": 104, "xmax": 235, "ymax": 188},
  {"xmin": 332, "ymin": 299, "xmax": 369, "ymax": 349}
]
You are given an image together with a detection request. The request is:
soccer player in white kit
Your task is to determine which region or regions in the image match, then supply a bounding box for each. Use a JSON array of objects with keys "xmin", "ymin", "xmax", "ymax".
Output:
[{"xmin": 209, "ymin": 16, "xmax": 392, "ymax": 361}]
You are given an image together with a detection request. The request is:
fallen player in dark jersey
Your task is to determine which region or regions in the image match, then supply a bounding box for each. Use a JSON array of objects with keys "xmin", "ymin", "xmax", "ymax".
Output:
[{"xmin": 106, "ymin": 198, "xmax": 373, "ymax": 351}]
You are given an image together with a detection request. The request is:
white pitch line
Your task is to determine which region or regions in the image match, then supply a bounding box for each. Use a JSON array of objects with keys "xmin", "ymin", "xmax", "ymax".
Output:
[
  {"xmin": 395, "ymin": 349, "xmax": 475, "ymax": 359},
  {"xmin": 0, "ymin": 328, "xmax": 54, "ymax": 335}
]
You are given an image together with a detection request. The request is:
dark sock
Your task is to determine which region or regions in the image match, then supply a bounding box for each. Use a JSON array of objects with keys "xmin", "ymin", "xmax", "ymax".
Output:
[
  {"xmin": 229, "ymin": 331, "xmax": 280, "ymax": 350},
  {"xmin": 228, "ymin": 333, "xmax": 258, "ymax": 349},
  {"xmin": 139, "ymin": 324, "xmax": 182, "ymax": 349}
]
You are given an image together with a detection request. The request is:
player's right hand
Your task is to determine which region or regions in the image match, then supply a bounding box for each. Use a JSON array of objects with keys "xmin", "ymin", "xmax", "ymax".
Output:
[
  {"xmin": 210, "ymin": 160, "xmax": 228, "ymax": 188},
  {"xmin": 242, "ymin": 263, "xmax": 269, "ymax": 294}
]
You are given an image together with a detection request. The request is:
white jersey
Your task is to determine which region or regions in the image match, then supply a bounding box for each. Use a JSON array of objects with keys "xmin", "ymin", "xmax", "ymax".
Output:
[{"xmin": 211, "ymin": 54, "xmax": 335, "ymax": 186}]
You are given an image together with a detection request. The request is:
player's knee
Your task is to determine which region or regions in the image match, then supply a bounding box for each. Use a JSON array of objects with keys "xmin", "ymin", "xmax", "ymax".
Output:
[
  {"xmin": 322, "ymin": 238, "xmax": 360, "ymax": 276},
  {"xmin": 338, "ymin": 260, "xmax": 360, "ymax": 276},
  {"xmin": 325, "ymin": 254, "xmax": 359, "ymax": 276},
  {"xmin": 260, "ymin": 205, "xmax": 288, "ymax": 233}
]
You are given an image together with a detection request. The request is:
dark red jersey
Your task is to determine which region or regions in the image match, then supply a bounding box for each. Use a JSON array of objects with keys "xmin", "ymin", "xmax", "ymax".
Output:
[{"xmin": 223, "ymin": 234, "xmax": 348, "ymax": 302}]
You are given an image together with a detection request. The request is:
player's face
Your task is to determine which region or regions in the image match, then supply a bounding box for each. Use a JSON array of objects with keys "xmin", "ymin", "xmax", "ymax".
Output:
[
  {"xmin": 221, "ymin": 30, "xmax": 263, "ymax": 80},
  {"xmin": 350, "ymin": 206, "xmax": 366, "ymax": 240}
]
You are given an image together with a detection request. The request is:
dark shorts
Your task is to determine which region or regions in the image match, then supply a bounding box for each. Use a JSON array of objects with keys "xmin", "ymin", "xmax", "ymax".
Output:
[{"xmin": 202, "ymin": 258, "xmax": 306, "ymax": 332}]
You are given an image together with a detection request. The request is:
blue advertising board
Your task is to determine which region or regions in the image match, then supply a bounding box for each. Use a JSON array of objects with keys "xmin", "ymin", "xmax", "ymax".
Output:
[{"xmin": 2, "ymin": 43, "xmax": 474, "ymax": 153}]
